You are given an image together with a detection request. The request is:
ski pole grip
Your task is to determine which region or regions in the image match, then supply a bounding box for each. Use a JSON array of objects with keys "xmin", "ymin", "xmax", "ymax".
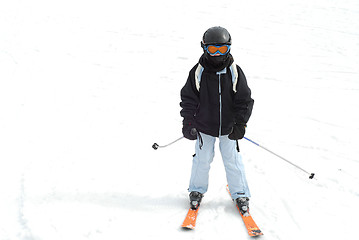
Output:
[{"xmin": 190, "ymin": 128, "xmax": 198, "ymax": 136}]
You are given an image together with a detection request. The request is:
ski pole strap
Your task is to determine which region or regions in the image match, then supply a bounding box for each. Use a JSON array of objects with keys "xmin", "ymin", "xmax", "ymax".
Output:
[{"xmin": 197, "ymin": 132, "xmax": 203, "ymax": 150}]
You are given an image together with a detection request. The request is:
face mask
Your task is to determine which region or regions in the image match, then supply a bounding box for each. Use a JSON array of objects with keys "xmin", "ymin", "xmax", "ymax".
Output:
[{"xmin": 205, "ymin": 52, "xmax": 229, "ymax": 67}]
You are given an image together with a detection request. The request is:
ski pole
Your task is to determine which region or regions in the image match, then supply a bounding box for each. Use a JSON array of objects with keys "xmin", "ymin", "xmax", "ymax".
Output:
[
  {"xmin": 152, "ymin": 136, "xmax": 184, "ymax": 150},
  {"xmin": 153, "ymin": 129, "xmax": 197, "ymax": 150},
  {"xmin": 243, "ymin": 137, "xmax": 315, "ymax": 179}
]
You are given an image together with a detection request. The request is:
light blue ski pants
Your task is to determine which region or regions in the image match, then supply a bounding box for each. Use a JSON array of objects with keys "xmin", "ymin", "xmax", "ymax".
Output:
[{"xmin": 189, "ymin": 132, "xmax": 251, "ymax": 200}]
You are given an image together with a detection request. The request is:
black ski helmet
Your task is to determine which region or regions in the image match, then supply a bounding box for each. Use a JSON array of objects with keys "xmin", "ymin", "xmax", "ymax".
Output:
[{"xmin": 201, "ymin": 26, "xmax": 232, "ymax": 46}]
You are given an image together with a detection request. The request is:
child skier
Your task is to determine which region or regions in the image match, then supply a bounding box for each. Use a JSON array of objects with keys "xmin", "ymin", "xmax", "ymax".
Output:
[{"xmin": 180, "ymin": 26, "xmax": 254, "ymax": 213}]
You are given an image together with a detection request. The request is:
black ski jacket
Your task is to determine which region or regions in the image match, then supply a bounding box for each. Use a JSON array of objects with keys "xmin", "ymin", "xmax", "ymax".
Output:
[{"xmin": 180, "ymin": 62, "xmax": 254, "ymax": 137}]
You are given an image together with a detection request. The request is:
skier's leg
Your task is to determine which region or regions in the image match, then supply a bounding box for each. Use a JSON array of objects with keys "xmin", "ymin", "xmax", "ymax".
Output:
[
  {"xmin": 219, "ymin": 135, "xmax": 251, "ymax": 199},
  {"xmin": 188, "ymin": 132, "xmax": 216, "ymax": 194}
]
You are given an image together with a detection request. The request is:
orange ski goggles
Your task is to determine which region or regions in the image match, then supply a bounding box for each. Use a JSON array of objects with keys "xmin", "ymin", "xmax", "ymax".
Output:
[{"xmin": 204, "ymin": 44, "xmax": 231, "ymax": 55}]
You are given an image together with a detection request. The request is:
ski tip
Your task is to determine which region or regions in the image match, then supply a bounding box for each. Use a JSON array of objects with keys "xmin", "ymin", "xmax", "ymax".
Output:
[
  {"xmin": 181, "ymin": 208, "xmax": 199, "ymax": 230},
  {"xmin": 181, "ymin": 224, "xmax": 195, "ymax": 230},
  {"xmin": 248, "ymin": 227, "xmax": 263, "ymax": 236},
  {"xmin": 250, "ymin": 230, "xmax": 263, "ymax": 236}
]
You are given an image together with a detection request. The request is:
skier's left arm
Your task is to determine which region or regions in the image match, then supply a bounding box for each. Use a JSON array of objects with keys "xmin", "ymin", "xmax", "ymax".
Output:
[{"xmin": 233, "ymin": 66, "xmax": 254, "ymax": 125}]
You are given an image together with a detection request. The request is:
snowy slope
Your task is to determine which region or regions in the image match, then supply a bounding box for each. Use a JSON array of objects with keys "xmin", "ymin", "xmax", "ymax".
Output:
[{"xmin": 1, "ymin": 0, "xmax": 359, "ymax": 239}]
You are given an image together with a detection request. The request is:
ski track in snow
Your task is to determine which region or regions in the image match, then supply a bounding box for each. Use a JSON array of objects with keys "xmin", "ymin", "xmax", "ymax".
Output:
[
  {"xmin": 18, "ymin": 175, "xmax": 30, "ymax": 240},
  {"xmin": 1, "ymin": 0, "xmax": 359, "ymax": 239}
]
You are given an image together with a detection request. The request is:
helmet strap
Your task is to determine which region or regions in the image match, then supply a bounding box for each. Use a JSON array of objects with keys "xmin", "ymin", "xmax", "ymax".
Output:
[{"xmin": 200, "ymin": 41, "xmax": 205, "ymax": 51}]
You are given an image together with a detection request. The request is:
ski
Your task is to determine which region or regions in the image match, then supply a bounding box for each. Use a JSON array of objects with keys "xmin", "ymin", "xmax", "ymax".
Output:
[
  {"xmin": 226, "ymin": 185, "xmax": 263, "ymax": 236},
  {"xmin": 181, "ymin": 207, "xmax": 199, "ymax": 229}
]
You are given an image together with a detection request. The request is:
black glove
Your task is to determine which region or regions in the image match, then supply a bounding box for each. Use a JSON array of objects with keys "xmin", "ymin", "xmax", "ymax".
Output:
[
  {"xmin": 182, "ymin": 121, "xmax": 197, "ymax": 140},
  {"xmin": 228, "ymin": 123, "xmax": 246, "ymax": 140}
]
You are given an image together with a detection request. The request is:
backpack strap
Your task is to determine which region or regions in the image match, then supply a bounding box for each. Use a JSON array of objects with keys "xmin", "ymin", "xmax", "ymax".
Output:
[
  {"xmin": 195, "ymin": 62, "xmax": 238, "ymax": 92},
  {"xmin": 194, "ymin": 64, "xmax": 204, "ymax": 91},
  {"xmin": 229, "ymin": 62, "xmax": 238, "ymax": 93}
]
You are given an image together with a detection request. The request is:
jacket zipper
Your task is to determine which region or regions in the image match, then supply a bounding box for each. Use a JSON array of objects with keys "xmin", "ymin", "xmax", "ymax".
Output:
[{"xmin": 218, "ymin": 73, "xmax": 222, "ymax": 136}]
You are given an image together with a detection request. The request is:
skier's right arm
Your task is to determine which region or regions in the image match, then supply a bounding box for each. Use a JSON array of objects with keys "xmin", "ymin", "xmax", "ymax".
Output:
[
  {"xmin": 180, "ymin": 67, "xmax": 200, "ymax": 122},
  {"xmin": 180, "ymin": 67, "xmax": 200, "ymax": 140}
]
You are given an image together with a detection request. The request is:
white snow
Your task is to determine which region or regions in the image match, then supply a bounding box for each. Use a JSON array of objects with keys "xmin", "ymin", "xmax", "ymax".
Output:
[{"xmin": 1, "ymin": 0, "xmax": 359, "ymax": 239}]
